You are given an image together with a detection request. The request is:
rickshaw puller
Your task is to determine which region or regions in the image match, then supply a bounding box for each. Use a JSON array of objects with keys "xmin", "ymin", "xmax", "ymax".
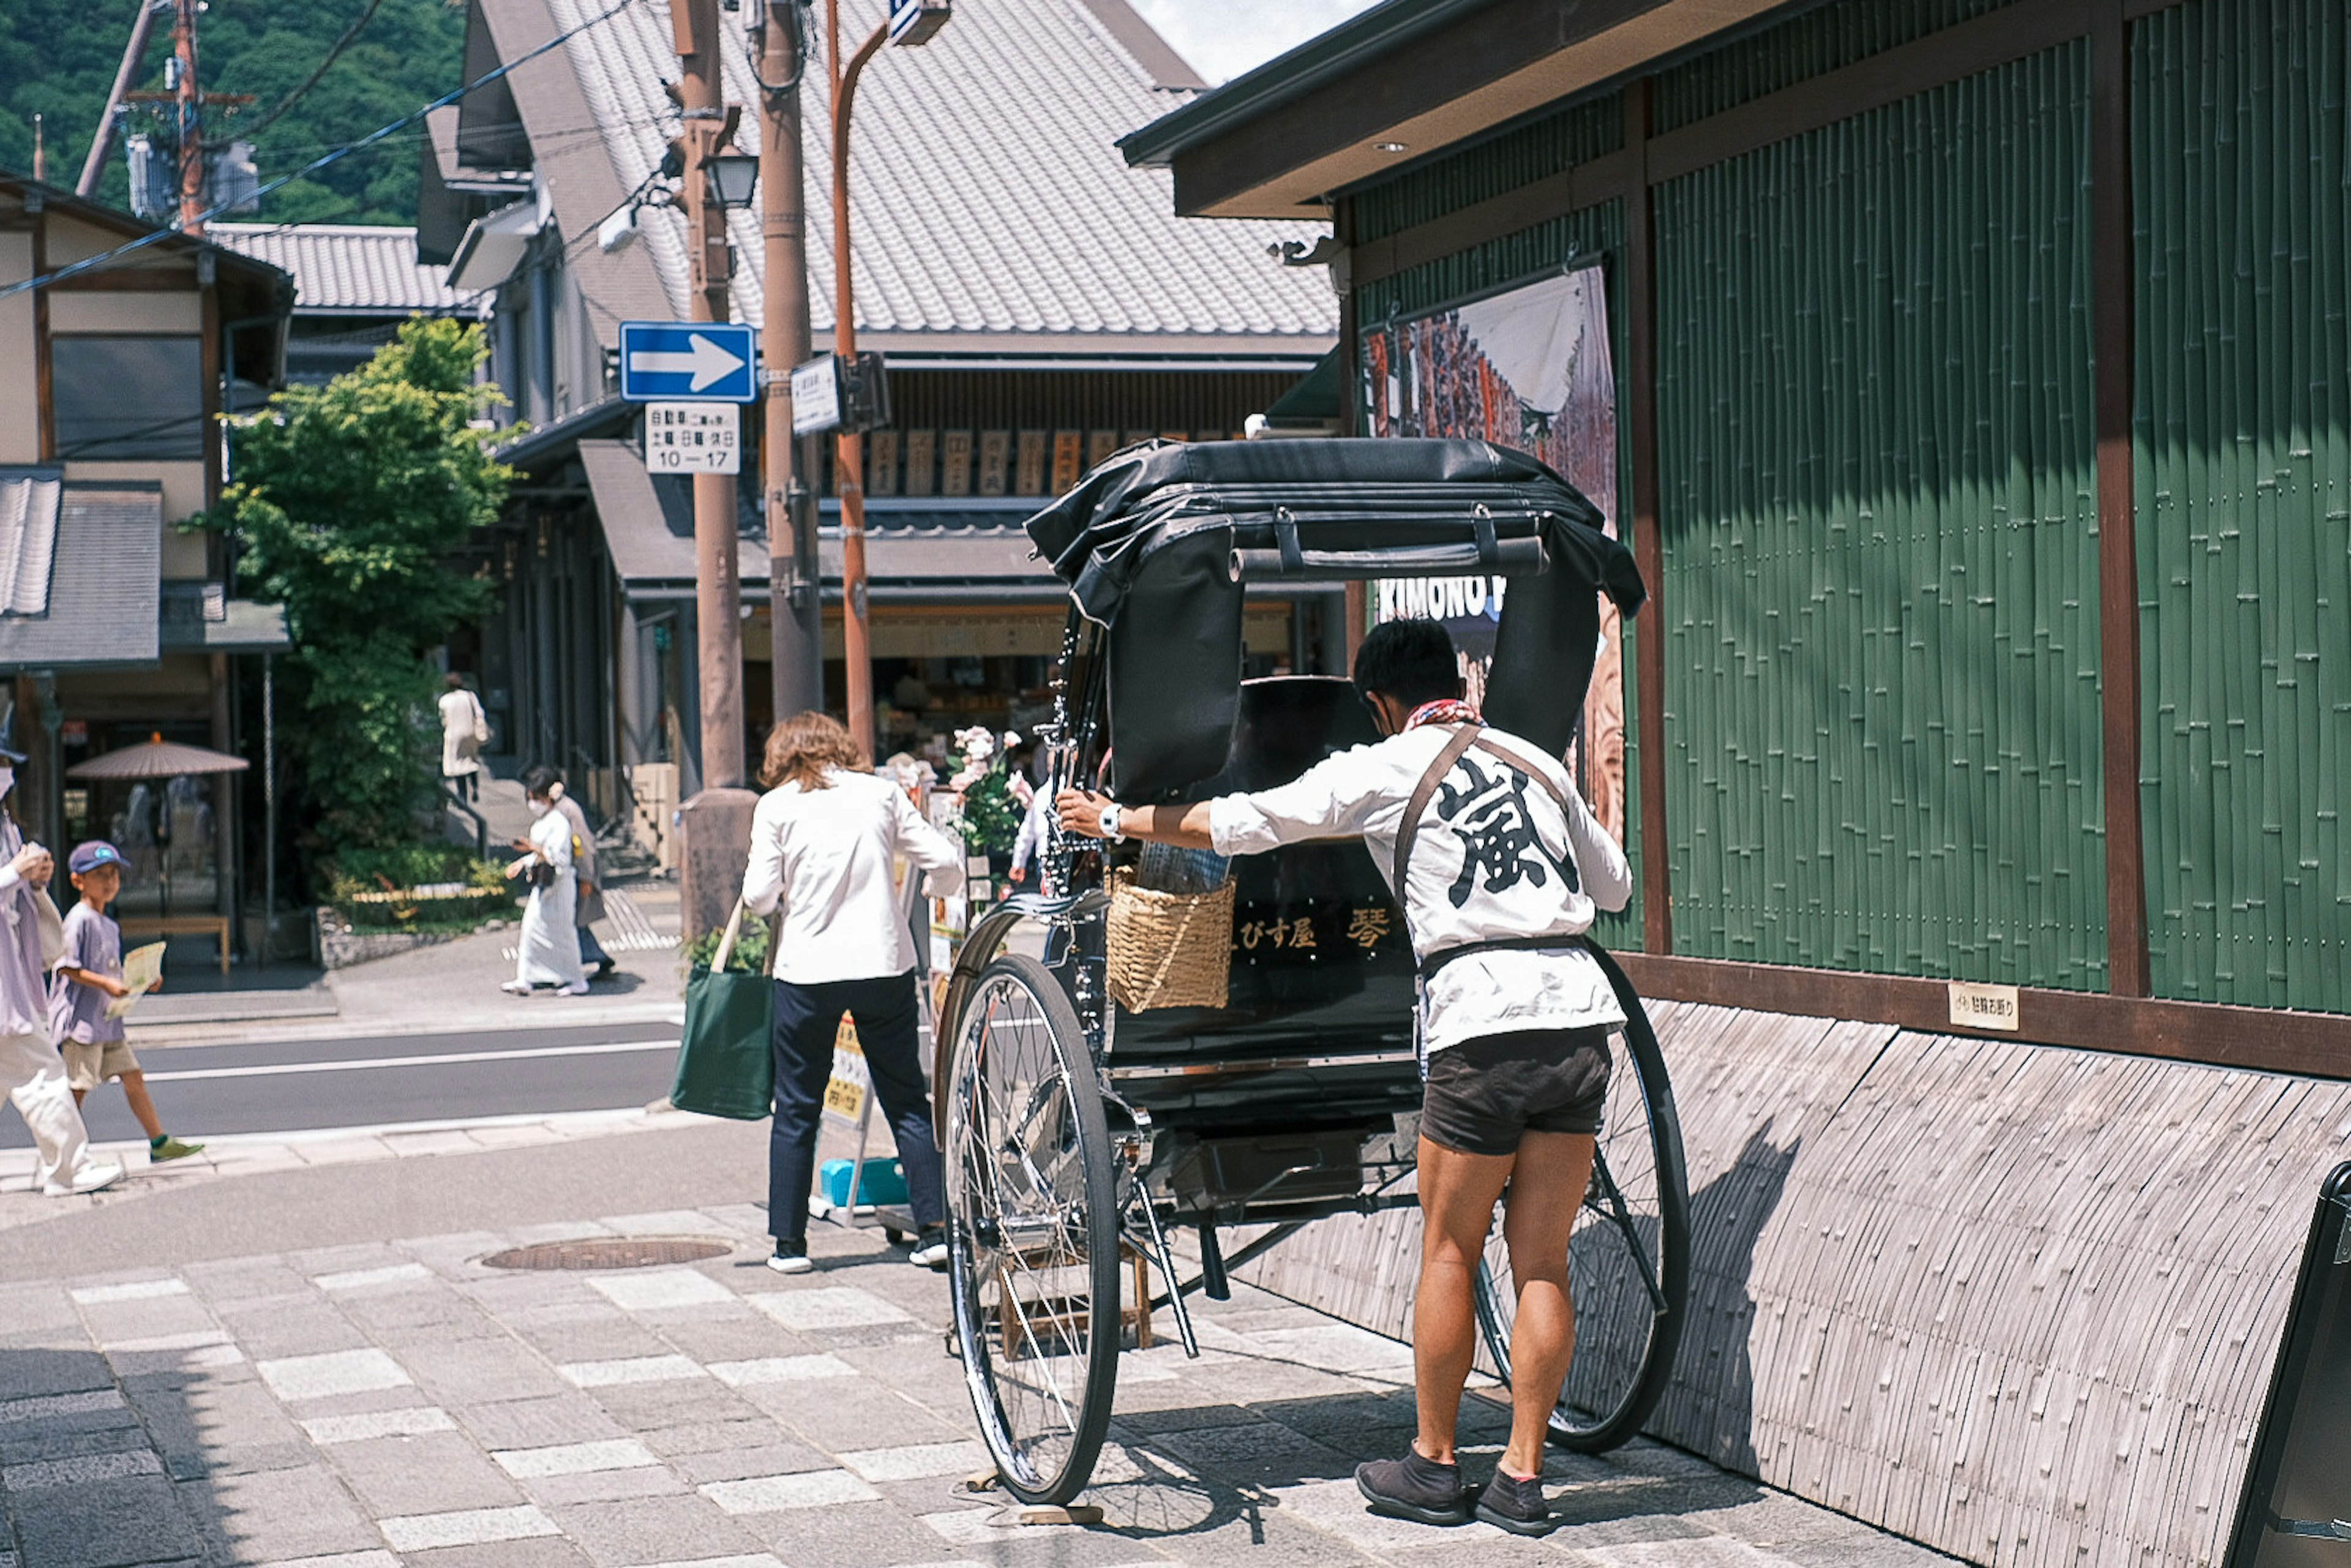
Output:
[{"xmin": 1059, "ymin": 617, "xmax": 1632, "ymax": 1537}]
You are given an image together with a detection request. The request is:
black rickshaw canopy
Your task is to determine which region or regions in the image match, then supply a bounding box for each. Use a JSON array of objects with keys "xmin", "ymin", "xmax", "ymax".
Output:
[{"xmin": 1024, "ymin": 438, "xmax": 1647, "ymax": 798}]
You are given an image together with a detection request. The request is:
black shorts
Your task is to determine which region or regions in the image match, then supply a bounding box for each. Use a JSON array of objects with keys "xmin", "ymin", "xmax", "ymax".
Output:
[{"xmin": 1420, "ymin": 1026, "xmax": 1612, "ymax": 1157}]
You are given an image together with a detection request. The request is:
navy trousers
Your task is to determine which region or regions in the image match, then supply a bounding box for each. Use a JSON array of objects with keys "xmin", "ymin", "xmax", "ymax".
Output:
[{"xmin": 768, "ymin": 970, "xmax": 944, "ymax": 1245}]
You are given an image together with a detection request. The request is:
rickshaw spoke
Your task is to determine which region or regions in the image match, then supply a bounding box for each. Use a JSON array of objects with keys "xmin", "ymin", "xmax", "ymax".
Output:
[{"xmin": 1585, "ymin": 1149, "xmax": 1667, "ymax": 1314}]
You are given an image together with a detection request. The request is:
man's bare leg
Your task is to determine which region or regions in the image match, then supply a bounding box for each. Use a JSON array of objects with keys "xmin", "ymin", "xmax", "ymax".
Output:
[
  {"xmin": 1411, "ymin": 1136, "xmax": 1516, "ymax": 1464},
  {"xmin": 1497, "ymin": 1130, "xmax": 1595, "ymax": 1479}
]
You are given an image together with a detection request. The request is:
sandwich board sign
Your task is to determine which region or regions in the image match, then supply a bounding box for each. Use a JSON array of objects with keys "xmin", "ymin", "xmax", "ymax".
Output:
[{"xmin": 618, "ymin": 320, "xmax": 758, "ymax": 403}]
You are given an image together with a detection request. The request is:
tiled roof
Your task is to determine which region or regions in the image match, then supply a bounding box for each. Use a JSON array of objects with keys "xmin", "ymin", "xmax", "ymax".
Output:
[
  {"xmin": 578, "ymin": 440, "xmax": 1040, "ymax": 593},
  {"xmin": 521, "ymin": 0, "xmax": 1338, "ymax": 347},
  {"xmin": 0, "ymin": 471, "xmax": 61, "ymax": 617},
  {"xmin": 0, "ymin": 481, "xmax": 163, "ymax": 670},
  {"xmin": 211, "ymin": 223, "xmax": 469, "ymax": 315}
]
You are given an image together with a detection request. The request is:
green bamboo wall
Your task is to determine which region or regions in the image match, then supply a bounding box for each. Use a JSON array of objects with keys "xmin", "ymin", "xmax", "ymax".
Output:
[
  {"xmin": 1355, "ymin": 202, "xmax": 1646, "ymax": 949},
  {"xmin": 2134, "ymin": 0, "xmax": 2351, "ymax": 1010},
  {"xmin": 1649, "ymin": 0, "xmax": 2027, "ymax": 132},
  {"xmin": 1651, "ymin": 43, "xmax": 2109, "ymax": 988},
  {"xmin": 1350, "ymin": 94, "xmax": 1621, "ymax": 245}
]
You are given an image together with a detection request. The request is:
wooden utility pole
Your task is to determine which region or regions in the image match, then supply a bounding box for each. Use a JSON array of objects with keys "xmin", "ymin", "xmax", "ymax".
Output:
[
  {"xmin": 827, "ymin": 0, "xmax": 887, "ymax": 760},
  {"xmin": 675, "ymin": 0, "xmax": 746, "ymax": 790},
  {"xmin": 760, "ymin": 1, "xmax": 822, "ymax": 727},
  {"xmin": 78, "ymin": 0, "xmax": 163, "ymax": 198},
  {"xmin": 173, "ymin": 0, "xmax": 204, "ymax": 233}
]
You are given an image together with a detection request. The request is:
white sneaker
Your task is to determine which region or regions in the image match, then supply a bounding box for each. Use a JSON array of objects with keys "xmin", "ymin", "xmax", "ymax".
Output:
[
  {"xmin": 909, "ymin": 1228, "xmax": 950, "ymax": 1269},
  {"xmin": 560, "ymin": 981, "xmax": 590, "ymax": 996},
  {"xmin": 500, "ymin": 980, "xmax": 533, "ymax": 995},
  {"xmin": 43, "ymin": 1161, "xmax": 124, "ymax": 1198},
  {"xmin": 767, "ymin": 1247, "xmax": 813, "ymax": 1275}
]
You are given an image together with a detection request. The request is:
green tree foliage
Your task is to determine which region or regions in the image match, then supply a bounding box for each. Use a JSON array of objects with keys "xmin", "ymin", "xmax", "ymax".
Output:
[
  {"xmin": 203, "ymin": 317, "xmax": 511, "ymax": 847},
  {"xmin": 0, "ymin": 0, "xmax": 463, "ymax": 223}
]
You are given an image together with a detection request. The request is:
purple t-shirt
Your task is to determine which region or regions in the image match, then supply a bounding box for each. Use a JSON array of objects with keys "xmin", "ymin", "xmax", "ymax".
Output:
[{"xmin": 49, "ymin": 902, "xmax": 124, "ymax": 1046}]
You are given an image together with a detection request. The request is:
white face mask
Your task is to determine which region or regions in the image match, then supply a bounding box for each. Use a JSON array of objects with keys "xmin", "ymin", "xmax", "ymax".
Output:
[
  {"xmin": 528, "ymin": 799, "xmax": 551, "ymax": 818},
  {"xmin": 0, "ymin": 767, "xmax": 17, "ymax": 801}
]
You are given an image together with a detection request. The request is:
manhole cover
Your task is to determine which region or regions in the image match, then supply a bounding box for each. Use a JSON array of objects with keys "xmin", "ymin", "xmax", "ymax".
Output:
[{"xmin": 480, "ymin": 1237, "xmax": 734, "ymax": 1271}]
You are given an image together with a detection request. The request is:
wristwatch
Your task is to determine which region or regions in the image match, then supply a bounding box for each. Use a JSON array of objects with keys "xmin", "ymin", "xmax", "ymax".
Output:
[{"xmin": 1097, "ymin": 802, "xmax": 1126, "ymax": 842}]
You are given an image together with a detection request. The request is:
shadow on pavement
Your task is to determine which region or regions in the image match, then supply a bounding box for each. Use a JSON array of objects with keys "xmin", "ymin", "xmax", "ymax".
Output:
[{"xmin": 0, "ymin": 1333, "xmax": 315, "ymax": 1568}]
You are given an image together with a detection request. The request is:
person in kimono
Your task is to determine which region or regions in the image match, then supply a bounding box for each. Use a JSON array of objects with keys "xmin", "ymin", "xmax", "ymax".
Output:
[
  {"xmin": 1059, "ymin": 618, "xmax": 1632, "ymax": 1539},
  {"xmin": 502, "ymin": 767, "xmax": 587, "ymax": 996},
  {"xmin": 0, "ymin": 739, "xmax": 121, "ymax": 1196},
  {"xmin": 542, "ymin": 770, "xmax": 614, "ymax": 981}
]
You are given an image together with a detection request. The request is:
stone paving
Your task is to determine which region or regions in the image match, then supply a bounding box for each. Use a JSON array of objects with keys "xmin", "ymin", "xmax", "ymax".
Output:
[{"xmin": 0, "ymin": 1198, "xmax": 1953, "ymax": 1568}]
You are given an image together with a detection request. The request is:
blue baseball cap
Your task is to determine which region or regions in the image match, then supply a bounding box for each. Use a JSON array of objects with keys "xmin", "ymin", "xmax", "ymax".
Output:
[{"xmin": 67, "ymin": 841, "xmax": 125, "ymax": 875}]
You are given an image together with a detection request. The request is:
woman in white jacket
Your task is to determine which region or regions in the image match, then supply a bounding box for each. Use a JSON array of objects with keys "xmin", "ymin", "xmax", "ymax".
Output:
[{"xmin": 741, "ymin": 712, "xmax": 964, "ymax": 1274}]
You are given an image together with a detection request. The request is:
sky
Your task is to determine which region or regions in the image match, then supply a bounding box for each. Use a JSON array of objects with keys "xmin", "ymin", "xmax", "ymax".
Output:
[{"xmin": 1125, "ymin": 0, "xmax": 1382, "ymax": 85}]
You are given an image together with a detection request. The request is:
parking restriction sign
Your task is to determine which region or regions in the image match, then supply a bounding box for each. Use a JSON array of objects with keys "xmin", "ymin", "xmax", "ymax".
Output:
[{"xmin": 643, "ymin": 402, "xmax": 740, "ymax": 475}]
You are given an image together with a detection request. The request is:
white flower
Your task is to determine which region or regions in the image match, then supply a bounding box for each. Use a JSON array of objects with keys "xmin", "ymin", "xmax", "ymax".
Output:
[{"xmin": 954, "ymin": 725, "xmax": 996, "ymax": 762}]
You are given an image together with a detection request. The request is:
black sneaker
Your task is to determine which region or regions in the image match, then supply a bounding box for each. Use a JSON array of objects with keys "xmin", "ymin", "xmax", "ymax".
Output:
[
  {"xmin": 1474, "ymin": 1467, "xmax": 1556, "ymax": 1536},
  {"xmin": 765, "ymin": 1242, "xmax": 812, "ymax": 1275},
  {"xmin": 1354, "ymin": 1447, "xmax": 1470, "ymax": 1526}
]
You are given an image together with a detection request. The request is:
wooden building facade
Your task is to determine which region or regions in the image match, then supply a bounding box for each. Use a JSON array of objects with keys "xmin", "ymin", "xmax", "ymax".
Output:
[{"xmin": 1125, "ymin": 2, "xmax": 2351, "ymax": 1562}]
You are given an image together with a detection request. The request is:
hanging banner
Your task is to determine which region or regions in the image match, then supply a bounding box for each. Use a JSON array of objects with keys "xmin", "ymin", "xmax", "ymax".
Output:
[{"xmin": 1361, "ymin": 263, "xmax": 1627, "ymax": 841}]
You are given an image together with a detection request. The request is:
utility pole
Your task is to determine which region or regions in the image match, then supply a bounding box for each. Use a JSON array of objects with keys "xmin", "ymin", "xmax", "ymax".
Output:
[
  {"xmin": 675, "ymin": 0, "xmax": 746, "ymax": 790},
  {"xmin": 78, "ymin": 0, "xmax": 163, "ymax": 198},
  {"xmin": 173, "ymin": 0, "xmax": 204, "ymax": 234},
  {"xmin": 828, "ymin": 0, "xmax": 888, "ymax": 760},
  {"xmin": 759, "ymin": 1, "xmax": 822, "ymax": 726}
]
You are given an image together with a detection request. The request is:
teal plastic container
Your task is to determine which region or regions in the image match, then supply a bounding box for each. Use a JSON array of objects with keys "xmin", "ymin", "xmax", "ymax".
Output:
[{"xmin": 819, "ymin": 1157, "xmax": 907, "ymax": 1208}]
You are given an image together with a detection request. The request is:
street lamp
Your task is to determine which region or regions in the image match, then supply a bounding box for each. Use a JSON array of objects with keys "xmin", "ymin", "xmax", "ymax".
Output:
[
  {"xmin": 705, "ymin": 151, "xmax": 760, "ymax": 210},
  {"xmin": 828, "ymin": 0, "xmax": 950, "ymax": 759}
]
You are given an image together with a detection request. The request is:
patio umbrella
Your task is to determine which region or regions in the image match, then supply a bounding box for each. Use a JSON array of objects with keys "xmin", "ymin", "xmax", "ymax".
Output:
[
  {"xmin": 66, "ymin": 735, "xmax": 249, "ymax": 780},
  {"xmin": 67, "ymin": 735, "xmax": 250, "ymax": 922}
]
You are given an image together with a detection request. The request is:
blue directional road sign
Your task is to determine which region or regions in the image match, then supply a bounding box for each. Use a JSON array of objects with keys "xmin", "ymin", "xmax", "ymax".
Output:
[{"xmin": 618, "ymin": 320, "xmax": 759, "ymax": 403}]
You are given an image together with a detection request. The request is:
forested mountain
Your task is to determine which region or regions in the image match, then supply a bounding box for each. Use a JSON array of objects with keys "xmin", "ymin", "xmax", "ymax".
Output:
[{"xmin": 0, "ymin": 0, "xmax": 464, "ymax": 225}]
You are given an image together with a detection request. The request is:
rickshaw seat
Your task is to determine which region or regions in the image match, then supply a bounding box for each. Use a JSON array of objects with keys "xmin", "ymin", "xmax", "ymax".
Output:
[{"xmin": 1106, "ymin": 676, "xmax": 1420, "ymax": 1132}]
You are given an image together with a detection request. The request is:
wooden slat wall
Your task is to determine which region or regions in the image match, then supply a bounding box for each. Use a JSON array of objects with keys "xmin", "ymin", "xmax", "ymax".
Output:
[{"xmin": 1234, "ymin": 1002, "xmax": 2351, "ymax": 1566}]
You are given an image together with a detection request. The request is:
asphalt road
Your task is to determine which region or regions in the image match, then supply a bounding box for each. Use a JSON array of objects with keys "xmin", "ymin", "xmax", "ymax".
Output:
[{"xmin": 0, "ymin": 1021, "xmax": 684, "ymax": 1146}]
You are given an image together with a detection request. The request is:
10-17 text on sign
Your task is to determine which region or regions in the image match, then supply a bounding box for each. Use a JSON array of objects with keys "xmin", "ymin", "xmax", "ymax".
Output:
[{"xmin": 645, "ymin": 403, "xmax": 740, "ymax": 476}]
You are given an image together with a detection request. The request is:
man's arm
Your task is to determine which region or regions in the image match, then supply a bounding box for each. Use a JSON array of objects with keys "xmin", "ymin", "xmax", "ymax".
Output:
[
  {"xmin": 1056, "ymin": 792, "xmax": 1213, "ymax": 849},
  {"xmin": 1558, "ymin": 777, "xmax": 1632, "ymax": 913}
]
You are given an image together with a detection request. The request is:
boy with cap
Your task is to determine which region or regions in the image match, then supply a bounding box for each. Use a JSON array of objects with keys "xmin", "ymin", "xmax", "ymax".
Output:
[
  {"xmin": 51, "ymin": 841, "xmax": 201, "ymax": 1163},
  {"xmin": 0, "ymin": 740, "xmax": 120, "ymax": 1196}
]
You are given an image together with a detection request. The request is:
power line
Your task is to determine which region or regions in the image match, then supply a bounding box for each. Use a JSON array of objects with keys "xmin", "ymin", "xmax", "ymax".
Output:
[
  {"xmin": 236, "ymin": 0, "xmax": 392, "ymax": 141},
  {"xmin": 0, "ymin": 0, "xmax": 641, "ymax": 301}
]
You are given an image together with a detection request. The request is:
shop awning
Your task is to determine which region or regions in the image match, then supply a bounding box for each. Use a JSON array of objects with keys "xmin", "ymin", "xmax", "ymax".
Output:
[
  {"xmin": 0, "ymin": 478, "xmax": 162, "ymax": 671},
  {"xmin": 577, "ymin": 438, "xmax": 1054, "ymax": 602}
]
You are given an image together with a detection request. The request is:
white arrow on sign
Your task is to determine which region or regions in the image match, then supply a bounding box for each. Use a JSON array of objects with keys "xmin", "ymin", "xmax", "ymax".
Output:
[{"xmin": 626, "ymin": 332, "xmax": 746, "ymax": 392}]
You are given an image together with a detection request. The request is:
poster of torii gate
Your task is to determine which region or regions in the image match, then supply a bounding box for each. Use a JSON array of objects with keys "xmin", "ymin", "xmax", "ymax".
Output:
[{"xmin": 1360, "ymin": 261, "xmax": 1627, "ymax": 842}]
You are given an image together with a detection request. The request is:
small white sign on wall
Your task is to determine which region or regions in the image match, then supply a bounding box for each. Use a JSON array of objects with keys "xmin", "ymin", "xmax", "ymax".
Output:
[{"xmin": 1948, "ymin": 980, "xmax": 2020, "ymax": 1032}]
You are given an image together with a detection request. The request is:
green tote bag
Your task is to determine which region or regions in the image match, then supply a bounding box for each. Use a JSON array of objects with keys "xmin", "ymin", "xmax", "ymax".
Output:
[{"xmin": 672, "ymin": 901, "xmax": 775, "ymax": 1120}]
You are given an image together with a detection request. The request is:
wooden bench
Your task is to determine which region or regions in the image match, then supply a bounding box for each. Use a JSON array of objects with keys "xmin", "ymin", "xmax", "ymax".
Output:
[{"xmin": 118, "ymin": 915, "xmax": 232, "ymax": 977}]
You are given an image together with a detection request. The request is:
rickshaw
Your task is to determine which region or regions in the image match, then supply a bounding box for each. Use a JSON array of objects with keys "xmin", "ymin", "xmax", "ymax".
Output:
[{"xmin": 931, "ymin": 438, "xmax": 1690, "ymax": 1505}]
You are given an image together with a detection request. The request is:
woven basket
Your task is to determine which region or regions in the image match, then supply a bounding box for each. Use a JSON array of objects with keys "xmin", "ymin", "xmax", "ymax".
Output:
[{"xmin": 1106, "ymin": 866, "xmax": 1235, "ymax": 1011}]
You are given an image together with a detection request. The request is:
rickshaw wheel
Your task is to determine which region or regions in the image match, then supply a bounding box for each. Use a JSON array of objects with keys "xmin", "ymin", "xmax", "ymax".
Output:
[
  {"xmin": 943, "ymin": 954, "xmax": 1120, "ymax": 1505},
  {"xmin": 1471, "ymin": 972, "xmax": 1690, "ymax": 1452}
]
